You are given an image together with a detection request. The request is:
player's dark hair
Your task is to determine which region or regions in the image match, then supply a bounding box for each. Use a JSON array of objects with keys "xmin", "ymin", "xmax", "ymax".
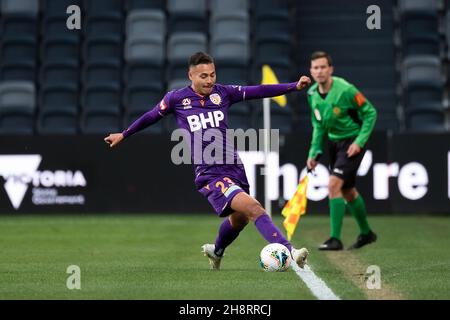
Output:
[
  {"xmin": 311, "ymin": 51, "xmax": 333, "ymax": 66},
  {"xmin": 189, "ymin": 52, "xmax": 214, "ymax": 67}
]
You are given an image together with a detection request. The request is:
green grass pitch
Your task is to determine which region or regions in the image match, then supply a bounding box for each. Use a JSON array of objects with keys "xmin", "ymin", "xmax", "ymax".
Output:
[{"xmin": 0, "ymin": 214, "xmax": 449, "ymax": 300}]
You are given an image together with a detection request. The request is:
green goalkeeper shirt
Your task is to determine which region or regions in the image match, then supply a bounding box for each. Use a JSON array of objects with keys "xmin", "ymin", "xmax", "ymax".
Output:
[{"xmin": 307, "ymin": 76, "xmax": 377, "ymax": 159}]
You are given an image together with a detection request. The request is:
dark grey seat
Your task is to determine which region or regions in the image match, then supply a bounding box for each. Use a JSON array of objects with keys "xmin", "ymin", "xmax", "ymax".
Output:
[
  {"xmin": 82, "ymin": 61, "xmax": 122, "ymax": 86},
  {"xmin": 0, "ymin": 81, "xmax": 36, "ymax": 134},
  {"xmin": 40, "ymin": 61, "xmax": 79, "ymax": 86},
  {"xmin": 126, "ymin": 0, "xmax": 165, "ymax": 11},
  {"xmin": 210, "ymin": 35, "xmax": 249, "ymax": 65},
  {"xmin": 167, "ymin": 0, "xmax": 207, "ymax": 33},
  {"xmin": 126, "ymin": 10, "xmax": 165, "ymax": 42},
  {"xmin": 210, "ymin": 0, "xmax": 248, "ymax": 13},
  {"xmin": 125, "ymin": 38, "xmax": 165, "ymax": 65},
  {"xmin": 37, "ymin": 108, "xmax": 78, "ymax": 135},
  {"xmin": 82, "ymin": 83, "xmax": 121, "ymax": 113},
  {"xmin": 39, "ymin": 83, "xmax": 79, "ymax": 113},
  {"xmin": 41, "ymin": 37, "xmax": 80, "ymax": 64},
  {"xmin": 83, "ymin": 37, "xmax": 122, "ymax": 64}
]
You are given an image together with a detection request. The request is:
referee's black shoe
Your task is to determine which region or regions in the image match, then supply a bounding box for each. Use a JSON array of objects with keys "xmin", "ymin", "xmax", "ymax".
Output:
[
  {"xmin": 318, "ymin": 237, "xmax": 343, "ymax": 251},
  {"xmin": 347, "ymin": 231, "xmax": 377, "ymax": 250}
]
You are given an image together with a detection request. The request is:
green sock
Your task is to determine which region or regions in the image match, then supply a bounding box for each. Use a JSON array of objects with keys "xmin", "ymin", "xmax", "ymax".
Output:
[
  {"xmin": 347, "ymin": 195, "xmax": 371, "ymax": 235},
  {"xmin": 329, "ymin": 197, "xmax": 346, "ymax": 240}
]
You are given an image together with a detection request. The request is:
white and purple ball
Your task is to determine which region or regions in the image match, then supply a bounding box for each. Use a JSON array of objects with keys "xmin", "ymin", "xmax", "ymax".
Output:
[{"xmin": 259, "ymin": 243, "xmax": 292, "ymax": 272}]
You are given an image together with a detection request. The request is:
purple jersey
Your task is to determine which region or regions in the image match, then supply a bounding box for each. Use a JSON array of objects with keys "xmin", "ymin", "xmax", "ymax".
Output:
[{"xmin": 122, "ymin": 82, "xmax": 298, "ymax": 191}]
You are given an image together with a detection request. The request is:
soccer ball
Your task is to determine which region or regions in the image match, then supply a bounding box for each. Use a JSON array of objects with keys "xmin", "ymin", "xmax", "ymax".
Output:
[{"xmin": 259, "ymin": 243, "xmax": 292, "ymax": 272}]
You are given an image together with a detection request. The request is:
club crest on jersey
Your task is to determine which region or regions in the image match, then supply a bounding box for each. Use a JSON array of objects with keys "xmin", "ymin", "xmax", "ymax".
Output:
[
  {"xmin": 159, "ymin": 99, "xmax": 167, "ymax": 111},
  {"xmin": 333, "ymin": 106, "xmax": 341, "ymax": 115},
  {"xmin": 209, "ymin": 93, "xmax": 221, "ymax": 105}
]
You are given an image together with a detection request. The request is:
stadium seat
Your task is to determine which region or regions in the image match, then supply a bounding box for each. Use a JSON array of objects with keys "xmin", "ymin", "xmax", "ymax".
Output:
[
  {"xmin": 254, "ymin": 35, "xmax": 291, "ymax": 67},
  {"xmin": 1, "ymin": 37, "xmax": 37, "ymax": 65},
  {"xmin": 124, "ymin": 38, "xmax": 165, "ymax": 65},
  {"xmin": 124, "ymin": 61, "xmax": 164, "ymax": 89},
  {"xmin": 447, "ymin": 10, "xmax": 450, "ymax": 60},
  {"xmin": 0, "ymin": 61, "xmax": 36, "ymax": 82},
  {"xmin": 215, "ymin": 61, "xmax": 248, "ymax": 86},
  {"xmin": 406, "ymin": 107, "xmax": 446, "ymax": 132},
  {"xmin": 126, "ymin": 10, "xmax": 165, "ymax": 42},
  {"xmin": 167, "ymin": 32, "xmax": 207, "ymax": 81},
  {"xmin": 210, "ymin": 35, "xmax": 250, "ymax": 65},
  {"xmin": 83, "ymin": 0, "xmax": 123, "ymax": 16},
  {"xmin": 209, "ymin": 0, "xmax": 248, "ymax": 13},
  {"xmin": 167, "ymin": 0, "xmax": 207, "ymax": 33},
  {"xmin": 82, "ymin": 84, "xmax": 121, "ymax": 113},
  {"xmin": 401, "ymin": 55, "xmax": 442, "ymax": 88},
  {"xmin": 168, "ymin": 32, "xmax": 208, "ymax": 64},
  {"xmin": 123, "ymin": 84, "xmax": 163, "ymax": 111},
  {"xmin": 41, "ymin": 38, "xmax": 80, "ymax": 64},
  {"xmin": 83, "ymin": 37, "xmax": 122, "ymax": 64},
  {"xmin": 37, "ymin": 108, "xmax": 78, "ymax": 135},
  {"xmin": 84, "ymin": 15, "xmax": 124, "ymax": 42},
  {"xmin": 1, "ymin": 0, "xmax": 39, "ymax": 15},
  {"xmin": 398, "ymin": 0, "xmax": 440, "ymax": 57},
  {"xmin": 1, "ymin": 14, "xmax": 38, "ymax": 40},
  {"xmin": 125, "ymin": 0, "xmax": 165, "ymax": 11},
  {"xmin": 42, "ymin": 0, "xmax": 81, "ymax": 18},
  {"xmin": 404, "ymin": 81, "xmax": 443, "ymax": 108},
  {"xmin": 210, "ymin": 12, "xmax": 250, "ymax": 41},
  {"xmin": 81, "ymin": 109, "xmax": 122, "ymax": 134},
  {"xmin": 0, "ymin": 81, "xmax": 36, "ymax": 134},
  {"xmin": 82, "ymin": 61, "xmax": 122, "ymax": 87},
  {"xmin": 42, "ymin": 16, "xmax": 81, "ymax": 42},
  {"xmin": 254, "ymin": 13, "xmax": 290, "ymax": 39},
  {"xmin": 40, "ymin": 61, "xmax": 79, "ymax": 86},
  {"xmin": 253, "ymin": 0, "xmax": 289, "ymax": 16},
  {"xmin": 40, "ymin": 83, "xmax": 79, "ymax": 113}
]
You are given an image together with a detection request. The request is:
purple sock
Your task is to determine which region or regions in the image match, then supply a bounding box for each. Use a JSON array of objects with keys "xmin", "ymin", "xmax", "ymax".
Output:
[
  {"xmin": 254, "ymin": 214, "xmax": 292, "ymax": 252},
  {"xmin": 214, "ymin": 218, "xmax": 241, "ymax": 256}
]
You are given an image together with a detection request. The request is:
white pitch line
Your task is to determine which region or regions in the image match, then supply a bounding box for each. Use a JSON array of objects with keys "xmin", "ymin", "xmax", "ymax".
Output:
[{"xmin": 291, "ymin": 262, "xmax": 341, "ymax": 300}]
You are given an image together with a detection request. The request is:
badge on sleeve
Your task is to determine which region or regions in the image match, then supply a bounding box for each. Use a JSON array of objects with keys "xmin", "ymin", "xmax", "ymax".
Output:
[{"xmin": 314, "ymin": 109, "xmax": 322, "ymax": 121}]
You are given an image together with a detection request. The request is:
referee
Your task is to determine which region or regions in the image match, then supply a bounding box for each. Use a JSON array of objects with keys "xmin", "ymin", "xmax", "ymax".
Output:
[{"xmin": 306, "ymin": 51, "xmax": 377, "ymax": 250}]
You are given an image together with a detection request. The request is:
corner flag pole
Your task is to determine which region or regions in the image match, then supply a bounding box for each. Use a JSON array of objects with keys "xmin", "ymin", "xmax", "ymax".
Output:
[
  {"xmin": 263, "ymin": 97, "xmax": 271, "ymax": 217},
  {"xmin": 261, "ymin": 65, "xmax": 286, "ymax": 218}
]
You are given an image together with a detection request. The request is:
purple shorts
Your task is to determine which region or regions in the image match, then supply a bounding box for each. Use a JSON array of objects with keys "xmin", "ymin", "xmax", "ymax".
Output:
[{"xmin": 196, "ymin": 167, "xmax": 250, "ymax": 217}]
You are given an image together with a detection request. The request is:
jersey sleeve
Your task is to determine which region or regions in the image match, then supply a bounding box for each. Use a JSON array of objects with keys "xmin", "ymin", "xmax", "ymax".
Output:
[
  {"xmin": 307, "ymin": 95, "xmax": 326, "ymax": 159},
  {"xmin": 222, "ymin": 85, "xmax": 246, "ymax": 104},
  {"xmin": 223, "ymin": 83, "xmax": 298, "ymax": 105},
  {"xmin": 346, "ymin": 85, "xmax": 377, "ymax": 148},
  {"xmin": 122, "ymin": 91, "xmax": 174, "ymax": 138}
]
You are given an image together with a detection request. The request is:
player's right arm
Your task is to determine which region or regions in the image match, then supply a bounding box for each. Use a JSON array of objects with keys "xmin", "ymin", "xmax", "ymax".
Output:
[
  {"xmin": 307, "ymin": 97, "xmax": 326, "ymax": 170},
  {"xmin": 104, "ymin": 92, "xmax": 173, "ymax": 148}
]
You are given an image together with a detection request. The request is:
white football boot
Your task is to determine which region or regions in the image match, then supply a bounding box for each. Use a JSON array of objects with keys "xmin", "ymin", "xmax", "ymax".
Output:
[
  {"xmin": 201, "ymin": 244, "xmax": 222, "ymax": 270},
  {"xmin": 291, "ymin": 247, "xmax": 309, "ymax": 268}
]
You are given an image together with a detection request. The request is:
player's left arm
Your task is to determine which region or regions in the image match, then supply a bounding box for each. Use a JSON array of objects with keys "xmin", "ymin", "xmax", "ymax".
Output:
[
  {"xmin": 225, "ymin": 76, "xmax": 311, "ymax": 104},
  {"xmin": 346, "ymin": 86, "xmax": 377, "ymax": 157}
]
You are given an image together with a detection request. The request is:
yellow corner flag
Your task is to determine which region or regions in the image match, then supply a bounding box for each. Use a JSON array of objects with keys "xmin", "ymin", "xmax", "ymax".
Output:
[
  {"xmin": 281, "ymin": 175, "xmax": 309, "ymax": 241},
  {"xmin": 261, "ymin": 65, "xmax": 287, "ymax": 107}
]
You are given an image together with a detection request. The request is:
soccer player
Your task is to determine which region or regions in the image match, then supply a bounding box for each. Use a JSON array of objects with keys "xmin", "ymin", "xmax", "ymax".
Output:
[
  {"xmin": 104, "ymin": 52, "xmax": 312, "ymax": 270},
  {"xmin": 306, "ymin": 51, "xmax": 378, "ymax": 251}
]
